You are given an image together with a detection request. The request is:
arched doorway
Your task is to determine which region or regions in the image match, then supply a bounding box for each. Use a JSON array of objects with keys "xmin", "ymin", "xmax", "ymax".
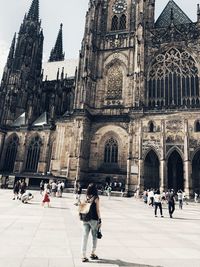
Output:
[
  {"xmin": 167, "ymin": 150, "xmax": 184, "ymax": 191},
  {"xmin": 192, "ymin": 150, "xmax": 200, "ymax": 194},
  {"xmin": 144, "ymin": 150, "xmax": 160, "ymax": 189}
]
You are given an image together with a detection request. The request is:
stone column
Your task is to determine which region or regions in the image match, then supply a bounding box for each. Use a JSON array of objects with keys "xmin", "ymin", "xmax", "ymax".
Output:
[
  {"xmin": 184, "ymin": 120, "xmax": 191, "ymax": 196},
  {"xmin": 137, "ymin": 121, "xmax": 144, "ymax": 193},
  {"xmin": 126, "ymin": 124, "xmax": 133, "ymax": 195},
  {"xmin": 160, "ymin": 120, "xmax": 166, "ymax": 192}
]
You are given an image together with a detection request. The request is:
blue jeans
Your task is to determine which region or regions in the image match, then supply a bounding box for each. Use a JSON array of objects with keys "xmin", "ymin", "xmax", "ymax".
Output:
[{"xmin": 81, "ymin": 220, "xmax": 98, "ymax": 257}]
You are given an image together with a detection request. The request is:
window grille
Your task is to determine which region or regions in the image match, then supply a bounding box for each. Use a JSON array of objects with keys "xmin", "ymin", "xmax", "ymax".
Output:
[
  {"xmin": 111, "ymin": 14, "xmax": 126, "ymax": 31},
  {"xmin": 119, "ymin": 14, "xmax": 126, "ymax": 30},
  {"xmin": 3, "ymin": 135, "xmax": 19, "ymax": 172},
  {"xmin": 104, "ymin": 138, "xmax": 118, "ymax": 163},
  {"xmin": 25, "ymin": 136, "xmax": 42, "ymax": 172},
  {"xmin": 107, "ymin": 64, "xmax": 123, "ymax": 99},
  {"xmin": 148, "ymin": 48, "xmax": 199, "ymax": 108},
  {"xmin": 111, "ymin": 15, "xmax": 119, "ymax": 31}
]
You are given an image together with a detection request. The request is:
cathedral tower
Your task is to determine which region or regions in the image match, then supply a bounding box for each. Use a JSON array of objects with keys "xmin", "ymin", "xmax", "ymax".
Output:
[
  {"xmin": 0, "ymin": 0, "xmax": 44, "ymax": 125},
  {"xmin": 74, "ymin": 0, "xmax": 155, "ymax": 110}
]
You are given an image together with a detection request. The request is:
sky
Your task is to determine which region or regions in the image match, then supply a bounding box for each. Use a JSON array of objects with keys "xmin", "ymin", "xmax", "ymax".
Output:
[{"xmin": 0, "ymin": 0, "xmax": 199, "ymax": 77}]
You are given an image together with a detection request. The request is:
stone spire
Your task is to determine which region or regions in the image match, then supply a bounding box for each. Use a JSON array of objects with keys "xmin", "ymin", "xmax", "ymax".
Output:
[
  {"xmin": 27, "ymin": 0, "xmax": 39, "ymax": 21},
  {"xmin": 49, "ymin": 23, "xmax": 65, "ymax": 62},
  {"xmin": 6, "ymin": 33, "xmax": 16, "ymax": 67}
]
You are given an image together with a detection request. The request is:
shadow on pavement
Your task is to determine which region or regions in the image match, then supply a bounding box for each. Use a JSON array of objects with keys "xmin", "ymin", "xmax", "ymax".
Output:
[{"xmin": 96, "ymin": 259, "xmax": 162, "ymax": 267}]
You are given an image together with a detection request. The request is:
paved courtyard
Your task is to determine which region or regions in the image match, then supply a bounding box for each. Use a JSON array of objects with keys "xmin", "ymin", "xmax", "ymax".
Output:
[{"xmin": 0, "ymin": 189, "xmax": 200, "ymax": 267}]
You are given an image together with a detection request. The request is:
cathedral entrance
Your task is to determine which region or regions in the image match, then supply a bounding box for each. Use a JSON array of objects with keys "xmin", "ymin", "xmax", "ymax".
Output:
[
  {"xmin": 144, "ymin": 150, "xmax": 160, "ymax": 189},
  {"xmin": 167, "ymin": 150, "xmax": 184, "ymax": 191},
  {"xmin": 192, "ymin": 150, "xmax": 200, "ymax": 194}
]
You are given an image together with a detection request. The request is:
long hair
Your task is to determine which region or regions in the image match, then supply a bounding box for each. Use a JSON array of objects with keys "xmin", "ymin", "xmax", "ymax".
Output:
[{"xmin": 86, "ymin": 183, "xmax": 98, "ymax": 197}]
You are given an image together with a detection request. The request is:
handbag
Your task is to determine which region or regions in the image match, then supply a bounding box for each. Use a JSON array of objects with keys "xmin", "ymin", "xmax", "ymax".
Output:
[{"xmin": 78, "ymin": 201, "xmax": 92, "ymax": 221}]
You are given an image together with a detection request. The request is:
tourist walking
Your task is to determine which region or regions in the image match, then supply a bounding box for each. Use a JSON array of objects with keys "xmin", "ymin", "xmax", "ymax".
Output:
[
  {"xmin": 40, "ymin": 180, "xmax": 44, "ymax": 195},
  {"xmin": 194, "ymin": 192, "xmax": 198, "ymax": 203},
  {"xmin": 168, "ymin": 190, "xmax": 175, "ymax": 218},
  {"xmin": 148, "ymin": 189, "xmax": 154, "ymax": 206},
  {"xmin": 154, "ymin": 190, "xmax": 163, "ymax": 217},
  {"xmin": 177, "ymin": 190, "xmax": 183, "ymax": 209},
  {"xmin": 81, "ymin": 183, "xmax": 101, "ymax": 262},
  {"xmin": 13, "ymin": 180, "xmax": 20, "ymax": 200},
  {"xmin": 106, "ymin": 184, "xmax": 112, "ymax": 199}
]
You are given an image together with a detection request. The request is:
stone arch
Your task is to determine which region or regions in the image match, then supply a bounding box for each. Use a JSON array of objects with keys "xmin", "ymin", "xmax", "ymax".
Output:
[
  {"xmin": 143, "ymin": 149, "xmax": 160, "ymax": 190},
  {"xmin": 103, "ymin": 58, "xmax": 128, "ymax": 105},
  {"xmin": 25, "ymin": 134, "xmax": 42, "ymax": 172},
  {"xmin": 191, "ymin": 148, "xmax": 200, "ymax": 194},
  {"xmin": 166, "ymin": 147, "xmax": 184, "ymax": 191},
  {"xmin": 194, "ymin": 120, "xmax": 200, "ymax": 132},
  {"xmin": 2, "ymin": 133, "xmax": 19, "ymax": 172},
  {"xmin": 89, "ymin": 125, "xmax": 128, "ymax": 174},
  {"xmin": 148, "ymin": 120, "xmax": 155, "ymax": 132}
]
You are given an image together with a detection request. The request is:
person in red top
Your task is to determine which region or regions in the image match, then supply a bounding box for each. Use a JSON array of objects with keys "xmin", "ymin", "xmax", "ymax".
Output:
[{"xmin": 42, "ymin": 190, "xmax": 50, "ymax": 207}]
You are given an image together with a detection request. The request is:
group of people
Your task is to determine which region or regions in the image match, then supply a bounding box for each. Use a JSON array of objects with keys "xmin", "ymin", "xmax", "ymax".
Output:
[
  {"xmin": 143, "ymin": 188, "xmax": 190, "ymax": 218},
  {"xmin": 40, "ymin": 180, "xmax": 65, "ymax": 197}
]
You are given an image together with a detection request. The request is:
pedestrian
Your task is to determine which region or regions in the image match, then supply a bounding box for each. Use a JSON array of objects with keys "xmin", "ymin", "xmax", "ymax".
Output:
[
  {"xmin": 106, "ymin": 184, "xmax": 112, "ymax": 199},
  {"xmin": 194, "ymin": 192, "xmax": 198, "ymax": 203},
  {"xmin": 167, "ymin": 189, "xmax": 175, "ymax": 218},
  {"xmin": 19, "ymin": 180, "xmax": 27, "ymax": 200},
  {"xmin": 154, "ymin": 189, "xmax": 164, "ymax": 217},
  {"xmin": 143, "ymin": 190, "xmax": 148, "ymax": 204},
  {"xmin": 77, "ymin": 182, "xmax": 82, "ymax": 203},
  {"xmin": 42, "ymin": 190, "xmax": 50, "ymax": 207},
  {"xmin": 40, "ymin": 180, "xmax": 44, "ymax": 195},
  {"xmin": 183, "ymin": 191, "xmax": 188, "ymax": 205},
  {"xmin": 81, "ymin": 183, "xmax": 101, "ymax": 262},
  {"xmin": 51, "ymin": 180, "xmax": 57, "ymax": 197},
  {"xmin": 177, "ymin": 189, "xmax": 183, "ymax": 209},
  {"xmin": 57, "ymin": 181, "xmax": 62, "ymax": 197},
  {"xmin": 148, "ymin": 189, "xmax": 154, "ymax": 206},
  {"xmin": 13, "ymin": 180, "xmax": 20, "ymax": 200}
]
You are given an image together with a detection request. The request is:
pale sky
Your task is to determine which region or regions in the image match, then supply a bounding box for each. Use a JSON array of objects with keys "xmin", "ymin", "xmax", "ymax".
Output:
[{"xmin": 0, "ymin": 0, "xmax": 199, "ymax": 78}]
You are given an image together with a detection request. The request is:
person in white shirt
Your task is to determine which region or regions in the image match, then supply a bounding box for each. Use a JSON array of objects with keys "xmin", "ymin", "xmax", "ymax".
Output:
[
  {"xmin": 148, "ymin": 189, "xmax": 154, "ymax": 206},
  {"xmin": 177, "ymin": 190, "xmax": 183, "ymax": 209},
  {"xmin": 154, "ymin": 190, "xmax": 163, "ymax": 217}
]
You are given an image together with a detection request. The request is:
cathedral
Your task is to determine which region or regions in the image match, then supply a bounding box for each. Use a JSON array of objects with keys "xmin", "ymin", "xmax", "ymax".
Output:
[{"xmin": 0, "ymin": 0, "xmax": 200, "ymax": 196}]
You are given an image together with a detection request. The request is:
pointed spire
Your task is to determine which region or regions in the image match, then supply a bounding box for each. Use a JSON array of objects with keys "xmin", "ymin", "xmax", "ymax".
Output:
[
  {"xmin": 7, "ymin": 33, "xmax": 16, "ymax": 62},
  {"xmin": 49, "ymin": 23, "xmax": 65, "ymax": 62},
  {"xmin": 27, "ymin": 0, "xmax": 39, "ymax": 21},
  {"xmin": 197, "ymin": 4, "xmax": 200, "ymax": 22}
]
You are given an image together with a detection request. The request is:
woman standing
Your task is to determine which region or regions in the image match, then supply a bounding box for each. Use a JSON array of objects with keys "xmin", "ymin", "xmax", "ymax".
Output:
[
  {"xmin": 81, "ymin": 183, "xmax": 101, "ymax": 262},
  {"xmin": 154, "ymin": 189, "xmax": 164, "ymax": 217}
]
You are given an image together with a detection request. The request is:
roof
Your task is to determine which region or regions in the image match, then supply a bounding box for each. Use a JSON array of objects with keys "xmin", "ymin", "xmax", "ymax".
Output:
[
  {"xmin": 12, "ymin": 112, "xmax": 26, "ymax": 127},
  {"xmin": 32, "ymin": 112, "xmax": 48, "ymax": 126},
  {"xmin": 42, "ymin": 59, "xmax": 78, "ymax": 81},
  {"xmin": 155, "ymin": 0, "xmax": 192, "ymax": 28}
]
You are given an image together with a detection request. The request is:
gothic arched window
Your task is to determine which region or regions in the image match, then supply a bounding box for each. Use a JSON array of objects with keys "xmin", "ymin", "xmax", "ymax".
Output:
[
  {"xmin": 107, "ymin": 64, "xmax": 123, "ymax": 99},
  {"xmin": 3, "ymin": 135, "xmax": 19, "ymax": 172},
  {"xmin": 25, "ymin": 136, "xmax": 42, "ymax": 172},
  {"xmin": 111, "ymin": 15, "xmax": 119, "ymax": 31},
  {"xmin": 149, "ymin": 121, "xmax": 155, "ymax": 132},
  {"xmin": 148, "ymin": 48, "xmax": 199, "ymax": 109},
  {"xmin": 195, "ymin": 120, "xmax": 200, "ymax": 132},
  {"xmin": 104, "ymin": 138, "xmax": 118, "ymax": 163},
  {"xmin": 119, "ymin": 14, "xmax": 126, "ymax": 30}
]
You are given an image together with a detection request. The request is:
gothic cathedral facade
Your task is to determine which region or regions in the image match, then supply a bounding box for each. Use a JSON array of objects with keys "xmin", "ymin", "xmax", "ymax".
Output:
[{"xmin": 1, "ymin": 0, "xmax": 200, "ymax": 196}]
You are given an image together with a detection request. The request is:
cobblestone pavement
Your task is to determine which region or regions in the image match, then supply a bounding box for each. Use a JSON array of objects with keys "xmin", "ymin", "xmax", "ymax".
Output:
[{"xmin": 0, "ymin": 189, "xmax": 200, "ymax": 267}]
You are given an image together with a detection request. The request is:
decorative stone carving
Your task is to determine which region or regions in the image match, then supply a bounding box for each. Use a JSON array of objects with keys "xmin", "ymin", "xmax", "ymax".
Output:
[
  {"xmin": 166, "ymin": 120, "xmax": 183, "ymax": 132},
  {"xmin": 142, "ymin": 139, "xmax": 161, "ymax": 158}
]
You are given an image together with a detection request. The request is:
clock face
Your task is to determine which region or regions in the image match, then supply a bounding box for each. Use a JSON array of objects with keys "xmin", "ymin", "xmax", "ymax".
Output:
[{"xmin": 112, "ymin": 0, "xmax": 127, "ymax": 14}]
